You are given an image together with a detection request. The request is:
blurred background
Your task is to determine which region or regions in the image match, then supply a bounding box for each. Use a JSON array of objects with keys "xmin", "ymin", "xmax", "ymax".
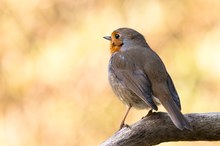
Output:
[{"xmin": 0, "ymin": 0, "xmax": 220, "ymax": 146}]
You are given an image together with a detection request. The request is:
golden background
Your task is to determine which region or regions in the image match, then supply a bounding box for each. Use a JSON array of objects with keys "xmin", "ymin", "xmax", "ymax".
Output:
[{"xmin": 0, "ymin": 0, "xmax": 220, "ymax": 146}]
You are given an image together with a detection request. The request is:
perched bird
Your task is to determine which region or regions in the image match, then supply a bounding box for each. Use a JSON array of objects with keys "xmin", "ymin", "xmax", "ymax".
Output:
[{"xmin": 104, "ymin": 28, "xmax": 192, "ymax": 130}]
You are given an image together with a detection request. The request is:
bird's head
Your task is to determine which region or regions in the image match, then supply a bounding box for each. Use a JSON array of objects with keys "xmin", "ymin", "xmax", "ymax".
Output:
[{"xmin": 104, "ymin": 28, "xmax": 147, "ymax": 54}]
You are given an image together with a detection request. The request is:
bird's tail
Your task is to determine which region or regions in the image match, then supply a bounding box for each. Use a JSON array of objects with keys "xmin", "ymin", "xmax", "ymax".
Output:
[{"xmin": 162, "ymin": 98, "xmax": 192, "ymax": 130}]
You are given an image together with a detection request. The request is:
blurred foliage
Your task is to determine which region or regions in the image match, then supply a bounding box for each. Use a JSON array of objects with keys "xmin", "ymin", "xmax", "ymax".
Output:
[{"xmin": 0, "ymin": 0, "xmax": 220, "ymax": 146}]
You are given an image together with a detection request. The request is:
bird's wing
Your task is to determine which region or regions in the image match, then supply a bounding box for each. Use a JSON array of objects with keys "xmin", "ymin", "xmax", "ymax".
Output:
[
  {"xmin": 167, "ymin": 74, "xmax": 181, "ymax": 110},
  {"xmin": 110, "ymin": 53, "xmax": 158, "ymax": 110}
]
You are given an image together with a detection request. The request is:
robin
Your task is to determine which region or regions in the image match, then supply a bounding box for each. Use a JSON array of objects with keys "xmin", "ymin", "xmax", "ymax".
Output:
[{"xmin": 104, "ymin": 28, "xmax": 192, "ymax": 130}]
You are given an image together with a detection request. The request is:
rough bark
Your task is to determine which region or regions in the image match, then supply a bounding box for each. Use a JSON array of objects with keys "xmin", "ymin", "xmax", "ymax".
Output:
[{"xmin": 100, "ymin": 112, "xmax": 220, "ymax": 146}]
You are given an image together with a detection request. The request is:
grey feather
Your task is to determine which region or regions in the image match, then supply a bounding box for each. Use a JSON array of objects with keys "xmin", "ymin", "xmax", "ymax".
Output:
[
  {"xmin": 162, "ymin": 98, "xmax": 192, "ymax": 130},
  {"xmin": 109, "ymin": 52, "xmax": 158, "ymax": 110},
  {"xmin": 167, "ymin": 74, "xmax": 181, "ymax": 110}
]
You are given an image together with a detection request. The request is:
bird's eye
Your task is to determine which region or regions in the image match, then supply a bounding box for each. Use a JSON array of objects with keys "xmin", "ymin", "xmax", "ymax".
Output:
[{"xmin": 115, "ymin": 34, "xmax": 120, "ymax": 39}]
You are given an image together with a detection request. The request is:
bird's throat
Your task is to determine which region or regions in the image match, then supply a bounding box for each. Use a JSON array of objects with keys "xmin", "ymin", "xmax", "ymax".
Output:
[
  {"xmin": 110, "ymin": 45, "xmax": 121, "ymax": 54},
  {"xmin": 110, "ymin": 43, "xmax": 123, "ymax": 54}
]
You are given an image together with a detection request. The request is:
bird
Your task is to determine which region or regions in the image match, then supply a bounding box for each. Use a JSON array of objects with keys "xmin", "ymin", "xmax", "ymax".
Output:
[{"xmin": 103, "ymin": 27, "xmax": 192, "ymax": 130}]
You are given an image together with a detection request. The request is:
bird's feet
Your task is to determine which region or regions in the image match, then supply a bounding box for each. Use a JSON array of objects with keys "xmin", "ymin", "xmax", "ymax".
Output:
[
  {"xmin": 119, "ymin": 123, "xmax": 131, "ymax": 130},
  {"xmin": 142, "ymin": 109, "xmax": 154, "ymax": 119}
]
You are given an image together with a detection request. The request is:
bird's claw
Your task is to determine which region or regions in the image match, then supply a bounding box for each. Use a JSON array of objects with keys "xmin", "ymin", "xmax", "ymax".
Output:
[
  {"xmin": 142, "ymin": 109, "xmax": 154, "ymax": 119},
  {"xmin": 119, "ymin": 123, "xmax": 131, "ymax": 130}
]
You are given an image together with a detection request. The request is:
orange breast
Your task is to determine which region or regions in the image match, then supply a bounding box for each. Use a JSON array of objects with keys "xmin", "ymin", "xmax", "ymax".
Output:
[{"xmin": 110, "ymin": 45, "xmax": 121, "ymax": 54}]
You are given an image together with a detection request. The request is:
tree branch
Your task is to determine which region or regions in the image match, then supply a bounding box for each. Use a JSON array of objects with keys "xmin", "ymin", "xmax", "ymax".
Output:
[{"xmin": 100, "ymin": 112, "xmax": 220, "ymax": 146}]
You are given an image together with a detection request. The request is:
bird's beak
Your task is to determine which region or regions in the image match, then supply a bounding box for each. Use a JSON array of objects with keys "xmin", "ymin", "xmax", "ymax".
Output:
[{"xmin": 103, "ymin": 36, "xmax": 111, "ymax": 41}]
